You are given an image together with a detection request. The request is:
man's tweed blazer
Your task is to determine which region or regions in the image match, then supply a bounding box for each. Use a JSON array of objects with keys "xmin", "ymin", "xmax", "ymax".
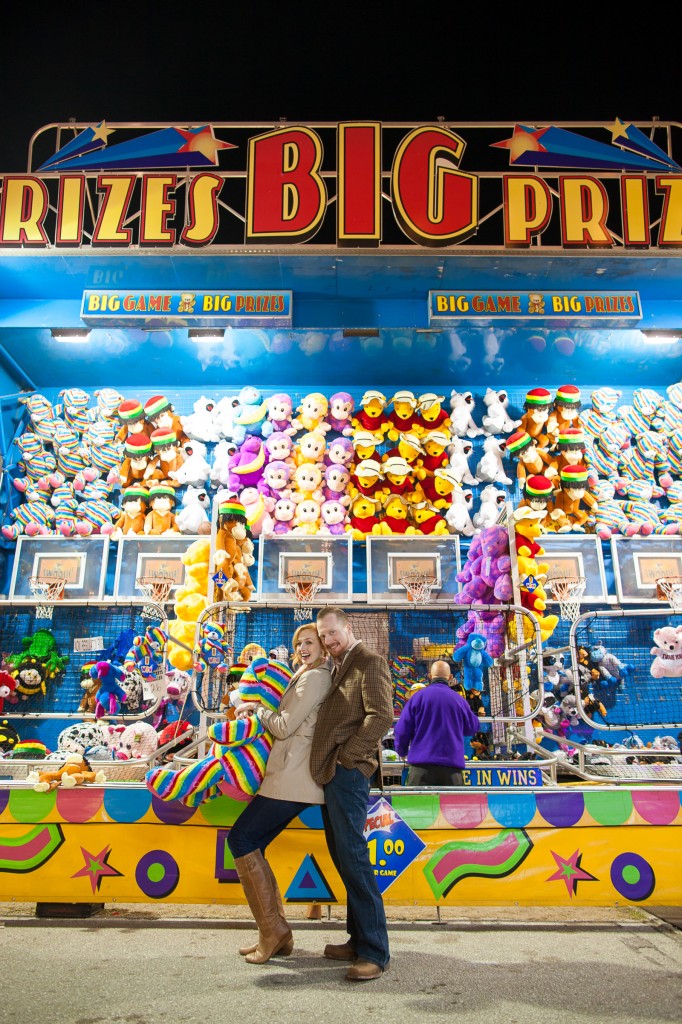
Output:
[{"xmin": 310, "ymin": 641, "xmax": 393, "ymax": 785}]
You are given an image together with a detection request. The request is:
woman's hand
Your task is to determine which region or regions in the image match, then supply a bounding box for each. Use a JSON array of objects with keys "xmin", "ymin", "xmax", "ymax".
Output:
[{"xmin": 235, "ymin": 701, "xmax": 260, "ymax": 718}]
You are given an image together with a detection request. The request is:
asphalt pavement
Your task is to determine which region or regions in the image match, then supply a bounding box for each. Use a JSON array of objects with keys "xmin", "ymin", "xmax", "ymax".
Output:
[{"xmin": 2, "ymin": 911, "xmax": 680, "ymax": 1024}]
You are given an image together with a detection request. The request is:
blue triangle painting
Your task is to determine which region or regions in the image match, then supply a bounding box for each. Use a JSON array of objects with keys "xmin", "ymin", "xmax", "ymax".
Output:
[{"xmin": 284, "ymin": 853, "xmax": 336, "ymax": 903}]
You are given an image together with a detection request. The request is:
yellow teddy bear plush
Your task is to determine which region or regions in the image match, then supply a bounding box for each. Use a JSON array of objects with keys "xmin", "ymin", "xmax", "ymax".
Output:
[
  {"xmin": 347, "ymin": 494, "xmax": 383, "ymax": 540},
  {"xmin": 166, "ymin": 537, "xmax": 212, "ymax": 670},
  {"xmin": 379, "ymin": 495, "xmax": 418, "ymax": 535},
  {"xmin": 176, "ymin": 591, "xmax": 210, "ymax": 622}
]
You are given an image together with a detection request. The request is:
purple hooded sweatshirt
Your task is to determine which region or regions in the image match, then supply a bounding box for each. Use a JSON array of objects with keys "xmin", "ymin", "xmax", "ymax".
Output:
[{"xmin": 393, "ymin": 680, "xmax": 481, "ymax": 769}]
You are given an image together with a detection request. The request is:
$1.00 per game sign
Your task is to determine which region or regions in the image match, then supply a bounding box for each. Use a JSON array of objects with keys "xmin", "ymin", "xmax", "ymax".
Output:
[{"xmin": 363, "ymin": 796, "xmax": 426, "ymax": 894}]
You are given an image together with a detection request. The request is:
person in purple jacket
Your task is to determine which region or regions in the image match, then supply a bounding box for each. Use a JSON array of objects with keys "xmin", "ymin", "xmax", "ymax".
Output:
[{"xmin": 393, "ymin": 659, "xmax": 481, "ymax": 786}]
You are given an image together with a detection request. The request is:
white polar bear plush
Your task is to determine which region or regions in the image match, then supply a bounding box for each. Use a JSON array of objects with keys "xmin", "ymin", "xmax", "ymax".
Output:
[
  {"xmin": 211, "ymin": 395, "xmax": 240, "ymax": 441},
  {"xmin": 650, "ymin": 624, "xmax": 682, "ymax": 678},
  {"xmin": 449, "ymin": 390, "xmax": 483, "ymax": 438},
  {"xmin": 448, "ymin": 437, "xmax": 479, "ymax": 485},
  {"xmin": 481, "ymin": 389, "xmax": 521, "ymax": 435},
  {"xmin": 473, "ymin": 484, "xmax": 507, "ymax": 530},
  {"xmin": 210, "ymin": 438, "xmax": 238, "ymax": 488},
  {"xmin": 445, "ymin": 488, "xmax": 476, "ymax": 536},
  {"xmin": 175, "ymin": 485, "xmax": 211, "ymax": 534},
  {"xmin": 170, "ymin": 439, "xmax": 211, "ymax": 487},
  {"xmin": 476, "ymin": 436, "xmax": 513, "ymax": 485},
  {"xmin": 181, "ymin": 396, "xmax": 222, "ymax": 443}
]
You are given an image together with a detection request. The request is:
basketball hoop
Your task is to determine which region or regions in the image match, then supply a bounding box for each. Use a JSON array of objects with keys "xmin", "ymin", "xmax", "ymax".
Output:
[
  {"xmin": 28, "ymin": 576, "xmax": 66, "ymax": 620},
  {"xmin": 285, "ymin": 572, "xmax": 323, "ymax": 622},
  {"xmin": 399, "ymin": 572, "xmax": 439, "ymax": 605},
  {"xmin": 546, "ymin": 575, "xmax": 586, "ymax": 623},
  {"xmin": 656, "ymin": 576, "xmax": 682, "ymax": 613},
  {"xmin": 136, "ymin": 576, "xmax": 175, "ymax": 620}
]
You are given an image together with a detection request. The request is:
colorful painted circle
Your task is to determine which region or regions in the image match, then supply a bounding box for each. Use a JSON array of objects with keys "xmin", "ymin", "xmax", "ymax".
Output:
[
  {"xmin": 440, "ymin": 793, "xmax": 488, "ymax": 829},
  {"xmin": 104, "ymin": 788, "xmax": 154, "ymax": 823},
  {"xmin": 536, "ymin": 791, "xmax": 585, "ymax": 827},
  {"xmin": 610, "ymin": 852, "xmax": 655, "ymax": 902},
  {"xmin": 298, "ymin": 804, "xmax": 324, "ymax": 829},
  {"xmin": 631, "ymin": 790, "xmax": 680, "ymax": 826},
  {"xmin": 584, "ymin": 790, "xmax": 633, "ymax": 826},
  {"xmin": 487, "ymin": 792, "xmax": 536, "ymax": 828},
  {"xmin": 392, "ymin": 792, "xmax": 440, "ymax": 830},
  {"xmin": 150, "ymin": 794, "xmax": 196, "ymax": 825},
  {"xmin": 135, "ymin": 850, "xmax": 180, "ymax": 899},
  {"xmin": 56, "ymin": 788, "xmax": 103, "ymax": 823}
]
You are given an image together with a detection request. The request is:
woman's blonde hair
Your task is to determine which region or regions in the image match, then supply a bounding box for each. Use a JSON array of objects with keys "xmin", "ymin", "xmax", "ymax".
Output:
[{"xmin": 291, "ymin": 623, "xmax": 327, "ymax": 670}]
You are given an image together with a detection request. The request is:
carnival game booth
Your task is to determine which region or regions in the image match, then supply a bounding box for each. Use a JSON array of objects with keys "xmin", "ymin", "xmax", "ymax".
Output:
[{"xmin": 0, "ymin": 119, "xmax": 680, "ymax": 911}]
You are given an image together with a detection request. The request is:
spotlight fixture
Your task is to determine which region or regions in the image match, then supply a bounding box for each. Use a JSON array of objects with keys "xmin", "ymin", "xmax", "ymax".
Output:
[
  {"xmin": 641, "ymin": 329, "xmax": 682, "ymax": 345},
  {"xmin": 188, "ymin": 329, "xmax": 226, "ymax": 343},
  {"xmin": 50, "ymin": 328, "xmax": 91, "ymax": 343},
  {"xmin": 342, "ymin": 329, "xmax": 380, "ymax": 338}
]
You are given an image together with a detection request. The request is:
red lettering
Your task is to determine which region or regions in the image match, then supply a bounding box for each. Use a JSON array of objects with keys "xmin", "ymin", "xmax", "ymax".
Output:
[
  {"xmin": 246, "ymin": 127, "xmax": 326, "ymax": 242},
  {"xmin": 392, "ymin": 126, "xmax": 477, "ymax": 246},
  {"xmin": 337, "ymin": 122, "xmax": 381, "ymax": 246}
]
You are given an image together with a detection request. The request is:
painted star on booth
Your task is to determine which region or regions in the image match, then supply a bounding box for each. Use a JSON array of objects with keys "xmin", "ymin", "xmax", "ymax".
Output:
[
  {"xmin": 72, "ymin": 845, "xmax": 123, "ymax": 894},
  {"xmin": 546, "ymin": 848, "xmax": 597, "ymax": 898}
]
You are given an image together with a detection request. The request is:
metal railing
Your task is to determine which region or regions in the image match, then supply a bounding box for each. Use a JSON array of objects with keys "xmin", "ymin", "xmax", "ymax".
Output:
[{"xmin": 518, "ymin": 727, "xmax": 682, "ymax": 785}]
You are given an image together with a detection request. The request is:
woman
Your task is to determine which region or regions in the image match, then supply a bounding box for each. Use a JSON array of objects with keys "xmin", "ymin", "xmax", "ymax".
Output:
[{"xmin": 227, "ymin": 624, "xmax": 332, "ymax": 964}]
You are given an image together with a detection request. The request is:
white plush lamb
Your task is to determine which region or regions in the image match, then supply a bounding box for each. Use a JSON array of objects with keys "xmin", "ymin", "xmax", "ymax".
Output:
[
  {"xmin": 170, "ymin": 439, "xmax": 211, "ymax": 487},
  {"xmin": 447, "ymin": 436, "xmax": 479, "ymax": 485},
  {"xmin": 473, "ymin": 484, "xmax": 507, "ymax": 530},
  {"xmin": 445, "ymin": 488, "xmax": 476, "ymax": 536},
  {"xmin": 175, "ymin": 485, "xmax": 211, "ymax": 534},
  {"xmin": 475, "ymin": 435, "xmax": 513, "ymax": 485},
  {"xmin": 449, "ymin": 390, "xmax": 483, "ymax": 438},
  {"xmin": 481, "ymin": 389, "xmax": 521, "ymax": 435},
  {"xmin": 181, "ymin": 396, "xmax": 222, "ymax": 443}
]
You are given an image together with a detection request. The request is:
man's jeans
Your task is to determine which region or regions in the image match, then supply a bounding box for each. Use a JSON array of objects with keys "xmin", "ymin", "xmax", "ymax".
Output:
[{"xmin": 322, "ymin": 765, "xmax": 390, "ymax": 969}]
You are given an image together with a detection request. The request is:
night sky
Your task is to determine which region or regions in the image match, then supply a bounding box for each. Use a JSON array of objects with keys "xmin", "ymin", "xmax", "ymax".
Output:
[{"xmin": 1, "ymin": 4, "xmax": 679, "ymax": 171}]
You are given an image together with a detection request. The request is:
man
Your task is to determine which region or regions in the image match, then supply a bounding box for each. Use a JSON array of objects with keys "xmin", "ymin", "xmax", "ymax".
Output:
[
  {"xmin": 311, "ymin": 607, "xmax": 393, "ymax": 982},
  {"xmin": 393, "ymin": 659, "xmax": 480, "ymax": 786}
]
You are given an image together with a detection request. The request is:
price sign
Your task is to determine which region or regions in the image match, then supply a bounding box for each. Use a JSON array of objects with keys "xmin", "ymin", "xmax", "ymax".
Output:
[
  {"xmin": 363, "ymin": 796, "xmax": 426, "ymax": 894},
  {"xmin": 73, "ymin": 636, "xmax": 105, "ymax": 653}
]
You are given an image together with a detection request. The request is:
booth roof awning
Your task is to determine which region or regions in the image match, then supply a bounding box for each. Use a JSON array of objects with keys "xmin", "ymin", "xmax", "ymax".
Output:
[{"xmin": 0, "ymin": 251, "xmax": 681, "ymax": 389}]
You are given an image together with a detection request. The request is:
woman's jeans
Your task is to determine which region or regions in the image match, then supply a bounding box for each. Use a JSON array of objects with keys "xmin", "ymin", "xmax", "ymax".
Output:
[
  {"xmin": 227, "ymin": 794, "xmax": 310, "ymax": 859},
  {"xmin": 321, "ymin": 765, "xmax": 390, "ymax": 970}
]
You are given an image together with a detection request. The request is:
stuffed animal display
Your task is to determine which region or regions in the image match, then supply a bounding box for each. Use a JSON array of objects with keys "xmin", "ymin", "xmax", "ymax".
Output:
[
  {"xmin": 27, "ymin": 752, "xmax": 107, "ymax": 791},
  {"xmin": 501, "ymin": 383, "xmax": 682, "ymax": 539},
  {"xmin": 5, "ymin": 629, "xmax": 69, "ymax": 703},
  {"xmin": 11, "ymin": 383, "xmax": 682, "ymax": 542}
]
